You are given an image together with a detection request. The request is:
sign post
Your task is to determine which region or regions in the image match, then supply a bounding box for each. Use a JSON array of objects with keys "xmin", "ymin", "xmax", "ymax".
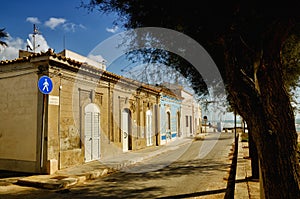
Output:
[{"xmin": 37, "ymin": 75, "xmax": 53, "ymax": 170}]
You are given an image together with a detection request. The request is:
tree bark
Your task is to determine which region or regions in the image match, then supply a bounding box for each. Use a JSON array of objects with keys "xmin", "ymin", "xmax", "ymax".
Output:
[
  {"xmin": 255, "ymin": 53, "xmax": 300, "ymax": 199},
  {"xmin": 227, "ymin": 64, "xmax": 300, "ymax": 199},
  {"xmin": 224, "ymin": 21, "xmax": 300, "ymax": 197},
  {"xmin": 248, "ymin": 125, "xmax": 259, "ymax": 179}
]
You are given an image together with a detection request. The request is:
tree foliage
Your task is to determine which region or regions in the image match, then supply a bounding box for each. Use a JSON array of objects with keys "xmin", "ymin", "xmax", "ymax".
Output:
[
  {"xmin": 282, "ymin": 31, "xmax": 300, "ymax": 112},
  {"xmin": 282, "ymin": 30, "xmax": 300, "ymax": 90},
  {"xmin": 83, "ymin": 1, "xmax": 300, "ymax": 99},
  {"xmin": 82, "ymin": 1, "xmax": 300, "ymax": 198},
  {"xmin": 0, "ymin": 28, "xmax": 8, "ymax": 47}
]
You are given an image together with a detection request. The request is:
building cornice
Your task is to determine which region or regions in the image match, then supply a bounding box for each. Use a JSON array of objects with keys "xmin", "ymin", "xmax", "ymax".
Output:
[{"xmin": 0, "ymin": 49, "xmax": 161, "ymax": 94}]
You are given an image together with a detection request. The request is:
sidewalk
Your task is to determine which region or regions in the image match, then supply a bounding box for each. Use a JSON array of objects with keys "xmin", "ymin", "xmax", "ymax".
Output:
[
  {"xmin": 235, "ymin": 134, "xmax": 260, "ymax": 199},
  {"xmin": 1, "ymin": 133, "xmax": 259, "ymax": 198},
  {"xmin": 15, "ymin": 137, "xmax": 194, "ymax": 190}
]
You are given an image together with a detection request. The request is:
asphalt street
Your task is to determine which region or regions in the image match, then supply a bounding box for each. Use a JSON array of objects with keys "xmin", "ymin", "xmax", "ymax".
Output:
[{"xmin": 0, "ymin": 132, "xmax": 235, "ymax": 199}]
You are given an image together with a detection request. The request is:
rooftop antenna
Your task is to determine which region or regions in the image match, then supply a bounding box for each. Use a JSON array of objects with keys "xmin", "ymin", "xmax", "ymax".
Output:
[
  {"xmin": 32, "ymin": 24, "xmax": 40, "ymax": 53},
  {"xmin": 26, "ymin": 38, "xmax": 33, "ymax": 51},
  {"xmin": 26, "ymin": 24, "xmax": 40, "ymax": 53}
]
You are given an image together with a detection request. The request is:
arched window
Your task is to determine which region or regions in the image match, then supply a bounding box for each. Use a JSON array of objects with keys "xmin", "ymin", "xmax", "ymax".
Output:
[
  {"xmin": 167, "ymin": 111, "xmax": 171, "ymax": 130},
  {"xmin": 177, "ymin": 111, "xmax": 181, "ymax": 137},
  {"xmin": 166, "ymin": 111, "xmax": 171, "ymax": 139}
]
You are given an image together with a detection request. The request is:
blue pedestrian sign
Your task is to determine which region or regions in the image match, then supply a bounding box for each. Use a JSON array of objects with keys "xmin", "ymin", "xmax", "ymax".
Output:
[{"xmin": 38, "ymin": 76, "xmax": 53, "ymax": 94}]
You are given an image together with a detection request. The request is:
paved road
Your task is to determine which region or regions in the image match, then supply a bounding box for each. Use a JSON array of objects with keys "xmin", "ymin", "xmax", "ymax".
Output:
[{"xmin": 0, "ymin": 132, "xmax": 234, "ymax": 199}]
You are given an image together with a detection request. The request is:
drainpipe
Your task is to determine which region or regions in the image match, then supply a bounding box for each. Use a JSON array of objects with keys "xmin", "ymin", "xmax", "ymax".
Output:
[
  {"xmin": 137, "ymin": 97, "xmax": 140, "ymax": 138},
  {"xmin": 111, "ymin": 89, "xmax": 114, "ymax": 141},
  {"xmin": 58, "ymin": 73, "xmax": 62, "ymax": 169},
  {"xmin": 108, "ymin": 82, "xmax": 111, "ymax": 143},
  {"xmin": 155, "ymin": 95, "xmax": 159, "ymax": 146},
  {"xmin": 118, "ymin": 96, "xmax": 121, "ymax": 142}
]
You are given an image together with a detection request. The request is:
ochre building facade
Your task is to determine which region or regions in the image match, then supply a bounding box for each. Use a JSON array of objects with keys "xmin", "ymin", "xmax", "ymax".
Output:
[{"xmin": 0, "ymin": 49, "xmax": 202, "ymax": 174}]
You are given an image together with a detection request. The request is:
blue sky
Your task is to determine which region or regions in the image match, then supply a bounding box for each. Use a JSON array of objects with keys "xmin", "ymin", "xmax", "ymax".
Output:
[
  {"xmin": 2, "ymin": 1, "xmax": 298, "ymax": 121},
  {"xmin": 0, "ymin": 0, "xmax": 125, "ymax": 73}
]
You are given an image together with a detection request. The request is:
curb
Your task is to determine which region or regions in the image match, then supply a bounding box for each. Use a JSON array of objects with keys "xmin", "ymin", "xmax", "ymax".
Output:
[
  {"xmin": 17, "ymin": 176, "xmax": 77, "ymax": 189},
  {"xmin": 16, "ymin": 168, "xmax": 112, "ymax": 190}
]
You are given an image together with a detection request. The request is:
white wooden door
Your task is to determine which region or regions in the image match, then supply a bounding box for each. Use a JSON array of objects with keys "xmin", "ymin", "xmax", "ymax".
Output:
[
  {"xmin": 84, "ymin": 104, "xmax": 100, "ymax": 162},
  {"xmin": 85, "ymin": 112, "xmax": 93, "ymax": 162},
  {"xmin": 92, "ymin": 112, "xmax": 100, "ymax": 159},
  {"xmin": 146, "ymin": 110, "xmax": 152, "ymax": 146},
  {"xmin": 122, "ymin": 110, "xmax": 129, "ymax": 152}
]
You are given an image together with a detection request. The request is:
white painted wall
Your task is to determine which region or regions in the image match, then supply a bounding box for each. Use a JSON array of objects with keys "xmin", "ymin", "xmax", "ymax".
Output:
[{"xmin": 59, "ymin": 49, "xmax": 106, "ymax": 70}]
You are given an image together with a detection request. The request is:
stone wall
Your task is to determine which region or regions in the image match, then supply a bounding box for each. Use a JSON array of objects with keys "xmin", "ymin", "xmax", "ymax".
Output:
[{"xmin": 47, "ymin": 69, "xmax": 115, "ymax": 168}]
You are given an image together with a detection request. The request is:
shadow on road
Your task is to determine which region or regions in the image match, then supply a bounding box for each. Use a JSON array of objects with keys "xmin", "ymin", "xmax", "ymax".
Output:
[
  {"xmin": 157, "ymin": 188, "xmax": 227, "ymax": 198},
  {"xmin": 0, "ymin": 158, "xmax": 230, "ymax": 199},
  {"xmin": 0, "ymin": 170, "xmax": 34, "ymax": 179},
  {"xmin": 69, "ymin": 159, "xmax": 230, "ymax": 198},
  {"xmin": 0, "ymin": 170, "xmax": 35, "ymax": 187}
]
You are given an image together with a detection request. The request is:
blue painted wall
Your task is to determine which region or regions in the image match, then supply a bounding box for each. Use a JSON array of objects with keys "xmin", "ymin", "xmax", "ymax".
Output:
[{"xmin": 160, "ymin": 94, "xmax": 181, "ymax": 143}]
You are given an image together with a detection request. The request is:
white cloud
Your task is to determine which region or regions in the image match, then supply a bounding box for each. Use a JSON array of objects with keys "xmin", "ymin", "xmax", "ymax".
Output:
[
  {"xmin": 45, "ymin": 17, "xmax": 66, "ymax": 30},
  {"xmin": 26, "ymin": 17, "xmax": 41, "ymax": 24},
  {"xmin": 0, "ymin": 35, "xmax": 25, "ymax": 60},
  {"xmin": 44, "ymin": 17, "xmax": 86, "ymax": 32},
  {"xmin": 79, "ymin": 24, "xmax": 86, "ymax": 29},
  {"xmin": 28, "ymin": 34, "xmax": 49, "ymax": 52},
  {"xmin": 88, "ymin": 54, "xmax": 106, "ymax": 63},
  {"xmin": 62, "ymin": 23, "xmax": 86, "ymax": 32},
  {"xmin": 106, "ymin": 26, "xmax": 119, "ymax": 33},
  {"xmin": 0, "ymin": 33, "xmax": 50, "ymax": 61},
  {"xmin": 63, "ymin": 23, "xmax": 76, "ymax": 32}
]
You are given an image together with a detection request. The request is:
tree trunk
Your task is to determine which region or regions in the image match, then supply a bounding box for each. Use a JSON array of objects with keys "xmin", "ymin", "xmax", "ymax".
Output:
[
  {"xmin": 228, "ymin": 66, "xmax": 300, "ymax": 198},
  {"xmin": 224, "ymin": 25, "xmax": 300, "ymax": 198},
  {"xmin": 247, "ymin": 125, "xmax": 259, "ymax": 179},
  {"xmin": 255, "ymin": 54, "xmax": 300, "ymax": 199}
]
